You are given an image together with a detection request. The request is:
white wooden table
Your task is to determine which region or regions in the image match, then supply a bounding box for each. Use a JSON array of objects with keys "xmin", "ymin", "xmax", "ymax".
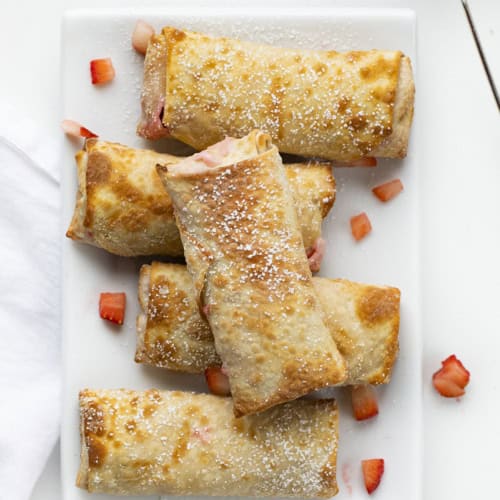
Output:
[{"xmin": 1, "ymin": 0, "xmax": 498, "ymax": 498}]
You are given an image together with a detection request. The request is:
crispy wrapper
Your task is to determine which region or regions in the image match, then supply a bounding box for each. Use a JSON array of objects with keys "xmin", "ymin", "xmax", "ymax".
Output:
[
  {"xmin": 66, "ymin": 139, "xmax": 335, "ymax": 257},
  {"xmin": 77, "ymin": 389, "xmax": 339, "ymax": 497},
  {"xmin": 158, "ymin": 131, "xmax": 347, "ymax": 416},
  {"xmin": 138, "ymin": 27, "xmax": 414, "ymax": 162},
  {"xmin": 137, "ymin": 262, "xmax": 400, "ymax": 385}
]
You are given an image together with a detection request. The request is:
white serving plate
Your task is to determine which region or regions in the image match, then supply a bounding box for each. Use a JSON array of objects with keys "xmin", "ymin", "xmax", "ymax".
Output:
[{"xmin": 61, "ymin": 7, "xmax": 420, "ymax": 500}]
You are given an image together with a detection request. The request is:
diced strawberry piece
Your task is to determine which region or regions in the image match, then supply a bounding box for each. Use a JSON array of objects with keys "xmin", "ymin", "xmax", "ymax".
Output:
[
  {"xmin": 362, "ymin": 458, "xmax": 384, "ymax": 494},
  {"xmin": 335, "ymin": 157, "xmax": 377, "ymax": 167},
  {"xmin": 61, "ymin": 119, "xmax": 98, "ymax": 139},
  {"xmin": 132, "ymin": 20, "xmax": 155, "ymax": 55},
  {"xmin": 351, "ymin": 385, "xmax": 379, "ymax": 421},
  {"xmin": 79, "ymin": 126, "xmax": 98, "ymax": 138},
  {"xmin": 432, "ymin": 377, "xmax": 465, "ymax": 398},
  {"xmin": 350, "ymin": 212, "xmax": 372, "ymax": 241},
  {"xmin": 205, "ymin": 367, "xmax": 231, "ymax": 396},
  {"xmin": 432, "ymin": 354, "xmax": 470, "ymax": 397},
  {"xmin": 99, "ymin": 292, "xmax": 126, "ymax": 325},
  {"xmin": 439, "ymin": 355, "xmax": 470, "ymax": 386},
  {"xmin": 372, "ymin": 179, "xmax": 404, "ymax": 202},
  {"xmin": 90, "ymin": 58, "xmax": 115, "ymax": 85}
]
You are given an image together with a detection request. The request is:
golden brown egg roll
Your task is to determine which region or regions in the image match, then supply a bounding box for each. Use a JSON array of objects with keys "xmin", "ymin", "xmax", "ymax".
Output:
[
  {"xmin": 77, "ymin": 389, "xmax": 339, "ymax": 497},
  {"xmin": 138, "ymin": 27, "xmax": 415, "ymax": 162},
  {"xmin": 136, "ymin": 262, "xmax": 400, "ymax": 385},
  {"xmin": 66, "ymin": 139, "xmax": 335, "ymax": 258},
  {"xmin": 157, "ymin": 131, "xmax": 347, "ymax": 416}
]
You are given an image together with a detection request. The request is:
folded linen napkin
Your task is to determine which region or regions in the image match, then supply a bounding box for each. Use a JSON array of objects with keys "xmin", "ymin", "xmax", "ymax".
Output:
[{"xmin": 0, "ymin": 102, "xmax": 61, "ymax": 500}]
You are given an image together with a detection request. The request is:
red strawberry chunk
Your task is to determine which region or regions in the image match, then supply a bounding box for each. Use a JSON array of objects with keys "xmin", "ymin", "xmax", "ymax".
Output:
[
  {"xmin": 205, "ymin": 367, "xmax": 231, "ymax": 396},
  {"xmin": 362, "ymin": 458, "xmax": 384, "ymax": 494},
  {"xmin": 61, "ymin": 119, "xmax": 98, "ymax": 139},
  {"xmin": 432, "ymin": 354, "xmax": 470, "ymax": 397},
  {"xmin": 99, "ymin": 292, "xmax": 126, "ymax": 325},
  {"xmin": 350, "ymin": 212, "xmax": 372, "ymax": 241},
  {"xmin": 351, "ymin": 385, "xmax": 379, "ymax": 421},
  {"xmin": 90, "ymin": 58, "xmax": 115, "ymax": 85},
  {"xmin": 372, "ymin": 179, "xmax": 404, "ymax": 202},
  {"xmin": 432, "ymin": 376, "xmax": 465, "ymax": 398},
  {"xmin": 79, "ymin": 125, "xmax": 98, "ymax": 138}
]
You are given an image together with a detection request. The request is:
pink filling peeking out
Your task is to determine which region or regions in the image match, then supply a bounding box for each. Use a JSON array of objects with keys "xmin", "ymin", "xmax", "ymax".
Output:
[
  {"xmin": 202, "ymin": 304, "xmax": 211, "ymax": 318},
  {"xmin": 212, "ymin": 136, "xmax": 236, "ymax": 157},
  {"xmin": 192, "ymin": 137, "xmax": 236, "ymax": 167},
  {"xmin": 192, "ymin": 151, "xmax": 220, "ymax": 167},
  {"xmin": 192, "ymin": 427, "xmax": 212, "ymax": 444},
  {"xmin": 138, "ymin": 98, "xmax": 170, "ymax": 140},
  {"xmin": 306, "ymin": 237, "xmax": 326, "ymax": 273}
]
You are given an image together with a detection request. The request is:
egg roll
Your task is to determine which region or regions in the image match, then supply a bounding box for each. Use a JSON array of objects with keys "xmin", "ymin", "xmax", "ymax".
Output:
[
  {"xmin": 66, "ymin": 139, "xmax": 335, "ymax": 257},
  {"xmin": 138, "ymin": 27, "xmax": 414, "ymax": 162},
  {"xmin": 158, "ymin": 131, "xmax": 347, "ymax": 416},
  {"xmin": 136, "ymin": 262, "xmax": 400, "ymax": 385},
  {"xmin": 77, "ymin": 389, "xmax": 339, "ymax": 497}
]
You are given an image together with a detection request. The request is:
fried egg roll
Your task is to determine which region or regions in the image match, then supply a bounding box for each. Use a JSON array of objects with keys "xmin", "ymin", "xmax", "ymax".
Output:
[
  {"xmin": 77, "ymin": 389, "xmax": 339, "ymax": 497},
  {"xmin": 138, "ymin": 27, "xmax": 414, "ymax": 162},
  {"xmin": 66, "ymin": 139, "xmax": 335, "ymax": 258},
  {"xmin": 136, "ymin": 262, "xmax": 400, "ymax": 385},
  {"xmin": 158, "ymin": 131, "xmax": 347, "ymax": 416}
]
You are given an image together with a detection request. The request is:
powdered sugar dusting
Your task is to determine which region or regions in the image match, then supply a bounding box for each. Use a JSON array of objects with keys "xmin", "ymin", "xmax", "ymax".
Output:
[
  {"xmin": 79, "ymin": 389, "xmax": 339, "ymax": 496},
  {"xmin": 154, "ymin": 26, "xmax": 402, "ymax": 161},
  {"xmin": 164, "ymin": 132, "xmax": 347, "ymax": 414}
]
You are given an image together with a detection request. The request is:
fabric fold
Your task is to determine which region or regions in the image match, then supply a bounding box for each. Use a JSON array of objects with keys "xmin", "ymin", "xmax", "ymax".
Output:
[{"xmin": 0, "ymin": 101, "xmax": 61, "ymax": 500}]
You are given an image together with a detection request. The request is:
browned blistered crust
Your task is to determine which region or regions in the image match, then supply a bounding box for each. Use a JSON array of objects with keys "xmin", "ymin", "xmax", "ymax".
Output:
[
  {"xmin": 285, "ymin": 162, "xmax": 335, "ymax": 249},
  {"xmin": 373, "ymin": 55, "xmax": 415, "ymax": 158},
  {"xmin": 66, "ymin": 140, "xmax": 334, "ymax": 257},
  {"xmin": 315, "ymin": 278, "xmax": 400, "ymax": 385},
  {"xmin": 139, "ymin": 27, "xmax": 415, "ymax": 161},
  {"xmin": 65, "ymin": 139, "xmax": 183, "ymax": 257},
  {"xmin": 135, "ymin": 262, "xmax": 219, "ymax": 372},
  {"xmin": 159, "ymin": 131, "xmax": 347, "ymax": 417},
  {"xmin": 136, "ymin": 263, "xmax": 400, "ymax": 385},
  {"xmin": 77, "ymin": 389, "xmax": 339, "ymax": 497}
]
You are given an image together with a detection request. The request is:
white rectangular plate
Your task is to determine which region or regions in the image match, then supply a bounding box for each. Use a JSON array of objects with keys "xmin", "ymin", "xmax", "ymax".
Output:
[{"xmin": 61, "ymin": 7, "xmax": 420, "ymax": 500}]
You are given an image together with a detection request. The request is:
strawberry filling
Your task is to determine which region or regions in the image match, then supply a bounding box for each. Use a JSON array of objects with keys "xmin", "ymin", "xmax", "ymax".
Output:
[
  {"xmin": 192, "ymin": 151, "xmax": 220, "ymax": 167},
  {"xmin": 306, "ymin": 237, "xmax": 326, "ymax": 273},
  {"xmin": 201, "ymin": 304, "xmax": 211, "ymax": 318},
  {"xmin": 192, "ymin": 137, "xmax": 237, "ymax": 167},
  {"xmin": 192, "ymin": 427, "xmax": 212, "ymax": 444}
]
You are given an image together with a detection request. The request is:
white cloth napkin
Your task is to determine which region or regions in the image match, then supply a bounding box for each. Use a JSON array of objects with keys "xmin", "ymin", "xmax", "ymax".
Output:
[{"xmin": 0, "ymin": 102, "xmax": 61, "ymax": 500}]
